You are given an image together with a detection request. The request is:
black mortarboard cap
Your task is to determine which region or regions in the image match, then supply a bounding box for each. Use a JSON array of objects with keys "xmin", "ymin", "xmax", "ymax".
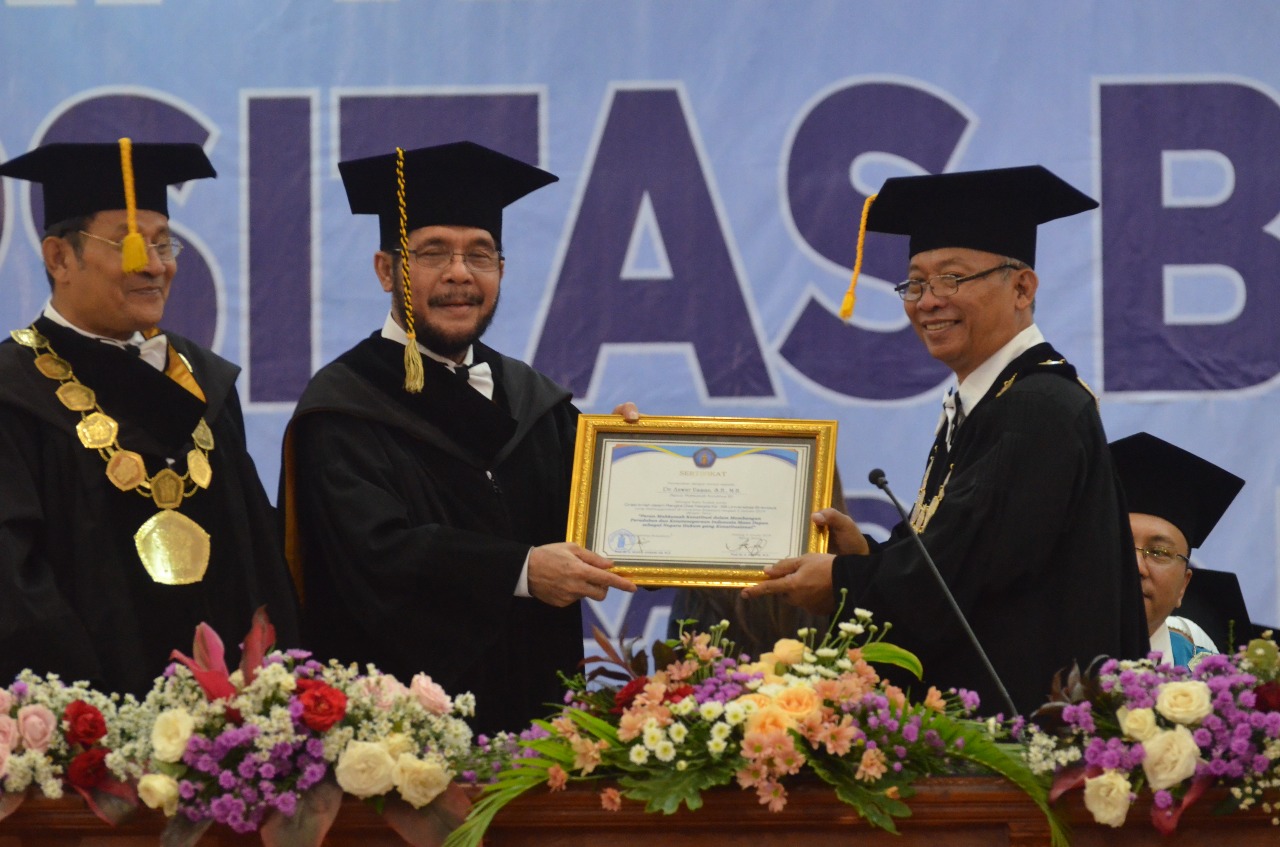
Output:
[
  {"xmin": 864, "ymin": 165, "xmax": 1098, "ymax": 267},
  {"xmin": 1111, "ymin": 432, "xmax": 1245, "ymax": 550},
  {"xmin": 0, "ymin": 141, "xmax": 215, "ymax": 229},
  {"xmin": 338, "ymin": 140, "xmax": 558, "ymax": 251}
]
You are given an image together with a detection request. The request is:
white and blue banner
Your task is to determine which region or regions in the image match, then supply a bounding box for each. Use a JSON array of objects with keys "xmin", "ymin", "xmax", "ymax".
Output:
[{"xmin": 2, "ymin": 1, "xmax": 1278, "ymax": 641}]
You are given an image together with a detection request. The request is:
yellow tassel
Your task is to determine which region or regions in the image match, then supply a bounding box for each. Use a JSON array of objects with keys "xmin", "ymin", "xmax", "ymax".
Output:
[
  {"xmin": 118, "ymin": 138, "xmax": 149, "ymax": 273},
  {"xmin": 403, "ymin": 341, "xmax": 425, "ymax": 394},
  {"xmin": 393, "ymin": 147, "xmax": 424, "ymax": 393},
  {"xmin": 840, "ymin": 192, "xmax": 877, "ymax": 321}
]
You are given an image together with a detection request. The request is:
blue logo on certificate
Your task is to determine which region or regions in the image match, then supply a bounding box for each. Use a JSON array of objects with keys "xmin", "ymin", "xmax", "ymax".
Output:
[
  {"xmin": 608, "ymin": 529, "xmax": 637, "ymax": 553},
  {"xmin": 693, "ymin": 447, "xmax": 717, "ymax": 468}
]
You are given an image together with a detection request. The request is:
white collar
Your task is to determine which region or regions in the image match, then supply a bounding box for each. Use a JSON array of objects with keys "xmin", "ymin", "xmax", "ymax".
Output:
[
  {"xmin": 951, "ymin": 324, "xmax": 1045, "ymax": 418},
  {"xmin": 42, "ymin": 301, "xmax": 168, "ymax": 371},
  {"xmin": 1149, "ymin": 622, "xmax": 1174, "ymax": 666},
  {"xmin": 380, "ymin": 312, "xmax": 494, "ymax": 400}
]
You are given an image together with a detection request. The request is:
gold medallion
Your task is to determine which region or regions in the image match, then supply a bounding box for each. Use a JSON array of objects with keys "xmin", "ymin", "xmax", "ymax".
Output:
[
  {"xmin": 134, "ymin": 509, "xmax": 210, "ymax": 585},
  {"xmin": 187, "ymin": 449, "xmax": 212, "ymax": 489},
  {"xmin": 10, "ymin": 328, "xmax": 47, "ymax": 348},
  {"xmin": 56, "ymin": 382, "xmax": 96, "ymax": 412},
  {"xmin": 106, "ymin": 450, "xmax": 148, "ymax": 491},
  {"xmin": 16, "ymin": 324, "xmax": 220, "ymax": 586},
  {"xmin": 192, "ymin": 418, "xmax": 215, "ymax": 451},
  {"xmin": 150, "ymin": 468, "xmax": 186, "ymax": 509},
  {"xmin": 77, "ymin": 412, "xmax": 119, "ymax": 449},
  {"xmin": 34, "ymin": 353, "xmax": 72, "ymax": 380}
]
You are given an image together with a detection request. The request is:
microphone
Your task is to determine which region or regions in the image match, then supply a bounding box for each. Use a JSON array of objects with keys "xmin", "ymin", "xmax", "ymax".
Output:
[{"xmin": 867, "ymin": 468, "xmax": 1019, "ymax": 717}]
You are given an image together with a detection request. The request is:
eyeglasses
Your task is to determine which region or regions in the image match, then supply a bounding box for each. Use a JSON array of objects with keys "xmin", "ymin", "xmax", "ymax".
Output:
[
  {"xmin": 78, "ymin": 230, "xmax": 184, "ymax": 263},
  {"xmin": 400, "ymin": 246, "xmax": 503, "ymax": 274},
  {"xmin": 1135, "ymin": 546, "xmax": 1190, "ymax": 568},
  {"xmin": 894, "ymin": 263, "xmax": 1017, "ymax": 302}
]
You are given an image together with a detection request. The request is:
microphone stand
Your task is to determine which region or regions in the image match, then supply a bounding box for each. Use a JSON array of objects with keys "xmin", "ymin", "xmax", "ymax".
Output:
[{"xmin": 868, "ymin": 468, "xmax": 1019, "ymax": 717}]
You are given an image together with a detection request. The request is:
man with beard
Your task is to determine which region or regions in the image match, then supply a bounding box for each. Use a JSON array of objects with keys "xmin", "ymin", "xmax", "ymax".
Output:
[{"xmin": 281, "ymin": 141, "xmax": 635, "ymax": 734}]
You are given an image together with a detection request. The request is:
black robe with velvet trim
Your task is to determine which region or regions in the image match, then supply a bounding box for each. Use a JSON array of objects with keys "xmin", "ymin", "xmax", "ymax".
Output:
[
  {"xmin": 832, "ymin": 342, "xmax": 1148, "ymax": 715},
  {"xmin": 282, "ymin": 334, "xmax": 583, "ymax": 735},
  {"xmin": 0, "ymin": 317, "xmax": 300, "ymax": 696}
]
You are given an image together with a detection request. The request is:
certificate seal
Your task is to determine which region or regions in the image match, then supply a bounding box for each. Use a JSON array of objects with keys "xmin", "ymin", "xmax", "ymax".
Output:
[
  {"xmin": 607, "ymin": 529, "xmax": 637, "ymax": 553},
  {"xmin": 693, "ymin": 447, "xmax": 717, "ymax": 468}
]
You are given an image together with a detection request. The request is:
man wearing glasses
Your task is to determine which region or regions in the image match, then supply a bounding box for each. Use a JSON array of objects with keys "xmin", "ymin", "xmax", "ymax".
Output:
[
  {"xmin": 1110, "ymin": 432, "xmax": 1246, "ymax": 666},
  {"xmin": 0, "ymin": 140, "xmax": 300, "ymax": 695},
  {"xmin": 282, "ymin": 141, "xmax": 636, "ymax": 734},
  {"xmin": 745, "ymin": 166, "xmax": 1148, "ymax": 715}
]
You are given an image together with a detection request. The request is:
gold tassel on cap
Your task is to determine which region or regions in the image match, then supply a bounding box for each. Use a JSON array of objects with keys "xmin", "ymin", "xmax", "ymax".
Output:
[
  {"xmin": 395, "ymin": 147, "xmax": 425, "ymax": 393},
  {"xmin": 118, "ymin": 138, "xmax": 150, "ymax": 274},
  {"xmin": 840, "ymin": 192, "xmax": 877, "ymax": 321}
]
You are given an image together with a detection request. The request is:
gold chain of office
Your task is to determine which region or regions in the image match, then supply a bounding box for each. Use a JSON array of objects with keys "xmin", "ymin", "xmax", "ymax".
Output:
[{"xmin": 11, "ymin": 325, "xmax": 214, "ymax": 585}]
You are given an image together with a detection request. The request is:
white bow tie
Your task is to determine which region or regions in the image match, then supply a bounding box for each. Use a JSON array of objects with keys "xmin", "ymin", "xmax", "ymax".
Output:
[{"xmin": 100, "ymin": 333, "xmax": 168, "ymax": 371}]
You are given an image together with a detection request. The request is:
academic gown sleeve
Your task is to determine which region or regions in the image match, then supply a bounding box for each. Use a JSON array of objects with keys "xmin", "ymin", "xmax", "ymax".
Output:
[
  {"xmin": 290, "ymin": 411, "xmax": 539, "ymax": 677},
  {"xmin": 0, "ymin": 404, "xmax": 101, "ymax": 685}
]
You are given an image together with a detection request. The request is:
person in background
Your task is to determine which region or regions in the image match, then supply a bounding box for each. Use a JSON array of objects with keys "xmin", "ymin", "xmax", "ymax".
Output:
[
  {"xmin": 0, "ymin": 140, "xmax": 300, "ymax": 695},
  {"xmin": 742, "ymin": 166, "xmax": 1147, "ymax": 715},
  {"xmin": 282, "ymin": 141, "xmax": 636, "ymax": 734},
  {"xmin": 1110, "ymin": 431, "xmax": 1246, "ymax": 666}
]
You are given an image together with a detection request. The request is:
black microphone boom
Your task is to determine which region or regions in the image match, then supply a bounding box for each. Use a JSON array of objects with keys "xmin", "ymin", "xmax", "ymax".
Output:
[{"xmin": 867, "ymin": 468, "xmax": 1019, "ymax": 717}]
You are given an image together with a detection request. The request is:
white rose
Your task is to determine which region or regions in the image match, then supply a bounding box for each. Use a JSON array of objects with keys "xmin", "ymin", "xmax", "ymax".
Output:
[
  {"xmin": 138, "ymin": 773, "xmax": 181, "ymax": 816},
  {"xmin": 1116, "ymin": 706, "xmax": 1158, "ymax": 742},
  {"xmin": 1142, "ymin": 725, "xmax": 1200, "ymax": 791},
  {"xmin": 1082, "ymin": 770, "xmax": 1132, "ymax": 827},
  {"xmin": 381, "ymin": 733, "xmax": 417, "ymax": 760},
  {"xmin": 1155, "ymin": 681, "xmax": 1213, "ymax": 725},
  {"xmin": 393, "ymin": 754, "xmax": 451, "ymax": 809},
  {"xmin": 151, "ymin": 709, "xmax": 196, "ymax": 763},
  {"xmin": 335, "ymin": 740, "xmax": 396, "ymax": 798}
]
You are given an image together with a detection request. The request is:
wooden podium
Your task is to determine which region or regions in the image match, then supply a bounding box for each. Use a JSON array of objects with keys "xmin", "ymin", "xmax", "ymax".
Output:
[{"xmin": 1, "ymin": 777, "xmax": 1275, "ymax": 846}]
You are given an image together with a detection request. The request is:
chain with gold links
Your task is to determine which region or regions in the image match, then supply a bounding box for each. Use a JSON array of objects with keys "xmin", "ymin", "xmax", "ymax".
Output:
[
  {"xmin": 909, "ymin": 446, "xmax": 952, "ymax": 534},
  {"xmin": 10, "ymin": 324, "xmax": 213, "ymax": 585}
]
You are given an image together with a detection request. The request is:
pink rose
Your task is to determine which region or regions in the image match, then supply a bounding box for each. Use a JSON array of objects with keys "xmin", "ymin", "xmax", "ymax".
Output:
[
  {"xmin": 0, "ymin": 689, "xmax": 12, "ymax": 714},
  {"xmin": 0, "ymin": 715, "xmax": 18, "ymax": 752},
  {"xmin": 16, "ymin": 704, "xmax": 57, "ymax": 752},
  {"xmin": 360, "ymin": 674, "xmax": 409, "ymax": 712},
  {"xmin": 409, "ymin": 674, "xmax": 452, "ymax": 716}
]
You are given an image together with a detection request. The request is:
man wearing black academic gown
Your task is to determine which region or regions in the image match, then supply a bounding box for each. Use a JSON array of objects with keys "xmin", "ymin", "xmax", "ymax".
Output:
[
  {"xmin": 744, "ymin": 166, "xmax": 1148, "ymax": 715},
  {"xmin": 0, "ymin": 141, "xmax": 299, "ymax": 696},
  {"xmin": 282, "ymin": 142, "xmax": 635, "ymax": 735}
]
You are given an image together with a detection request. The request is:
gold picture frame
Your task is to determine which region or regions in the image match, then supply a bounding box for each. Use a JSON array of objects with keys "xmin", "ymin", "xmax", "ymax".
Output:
[{"xmin": 567, "ymin": 415, "xmax": 838, "ymax": 587}]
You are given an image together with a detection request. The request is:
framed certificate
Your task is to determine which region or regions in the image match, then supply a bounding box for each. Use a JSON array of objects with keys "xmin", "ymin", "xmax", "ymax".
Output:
[{"xmin": 567, "ymin": 415, "xmax": 838, "ymax": 587}]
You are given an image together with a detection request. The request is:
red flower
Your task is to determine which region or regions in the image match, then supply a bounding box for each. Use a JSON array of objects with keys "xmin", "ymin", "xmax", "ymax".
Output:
[
  {"xmin": 66, "ymin": 747, "xmax": 111, "ymax": 789},
  {"xmin": 1255, "ymin": 680, "xmax": 1280, "ymax": 712},
  {"xmin": 296, "ymin": 678, "xmax": 347, "ymax": 732},
  {"xmin": 665, "ymin": 685, "xmax": 695, "ymax": 704},
  {"xmin": 62, "ymin": 700, "xmax": 107, "ymax": 747},
  {"xmin": 610, "ymin": 676, "xmax": 650, "ymax": 714}
]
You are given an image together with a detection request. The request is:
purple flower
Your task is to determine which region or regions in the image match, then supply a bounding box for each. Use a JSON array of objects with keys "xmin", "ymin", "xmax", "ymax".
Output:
[
  {"xmin": 219, "ymin": 770, "xmax": 238, "ymax": 790},
  {"xmin": 1153, "ymin": 790, "xmax": 1173, "ymax": 809},
  {"xmin": 306, "ymin": 738, "xmax": 325, "ymax": 758},
  {"xmin": 275, "ymin": 791, "xmax": 298, "ymax": 816}
]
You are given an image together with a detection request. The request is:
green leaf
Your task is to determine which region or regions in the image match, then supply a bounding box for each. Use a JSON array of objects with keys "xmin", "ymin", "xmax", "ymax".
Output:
[
  {"xmin": 616, "ymin": 759, "xmax": 737, "ymax": 814},
  {"xmin": 859, "ymin": 642, "xmax": 924, "ymax": 679},
  {"xmin": 922, "ymin": 715, "xmax": 1071, "ymax": 847}
]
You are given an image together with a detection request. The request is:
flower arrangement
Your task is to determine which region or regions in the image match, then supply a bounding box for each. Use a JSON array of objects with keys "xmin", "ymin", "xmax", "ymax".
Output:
[
  {"xmin": 119, "ymin": 608, "xmax": 476, "ymax": 845},
  {"xmin": 0, "ymin": 671, "xmax": 137, "ymax": 824},
  {"xmin": 445, "ymin": 608, "xmax": 1064, "ymax": 847},
  {"xmin": 1025, "ymin": 632, "xmax": 1280, "ymax": 833}
]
